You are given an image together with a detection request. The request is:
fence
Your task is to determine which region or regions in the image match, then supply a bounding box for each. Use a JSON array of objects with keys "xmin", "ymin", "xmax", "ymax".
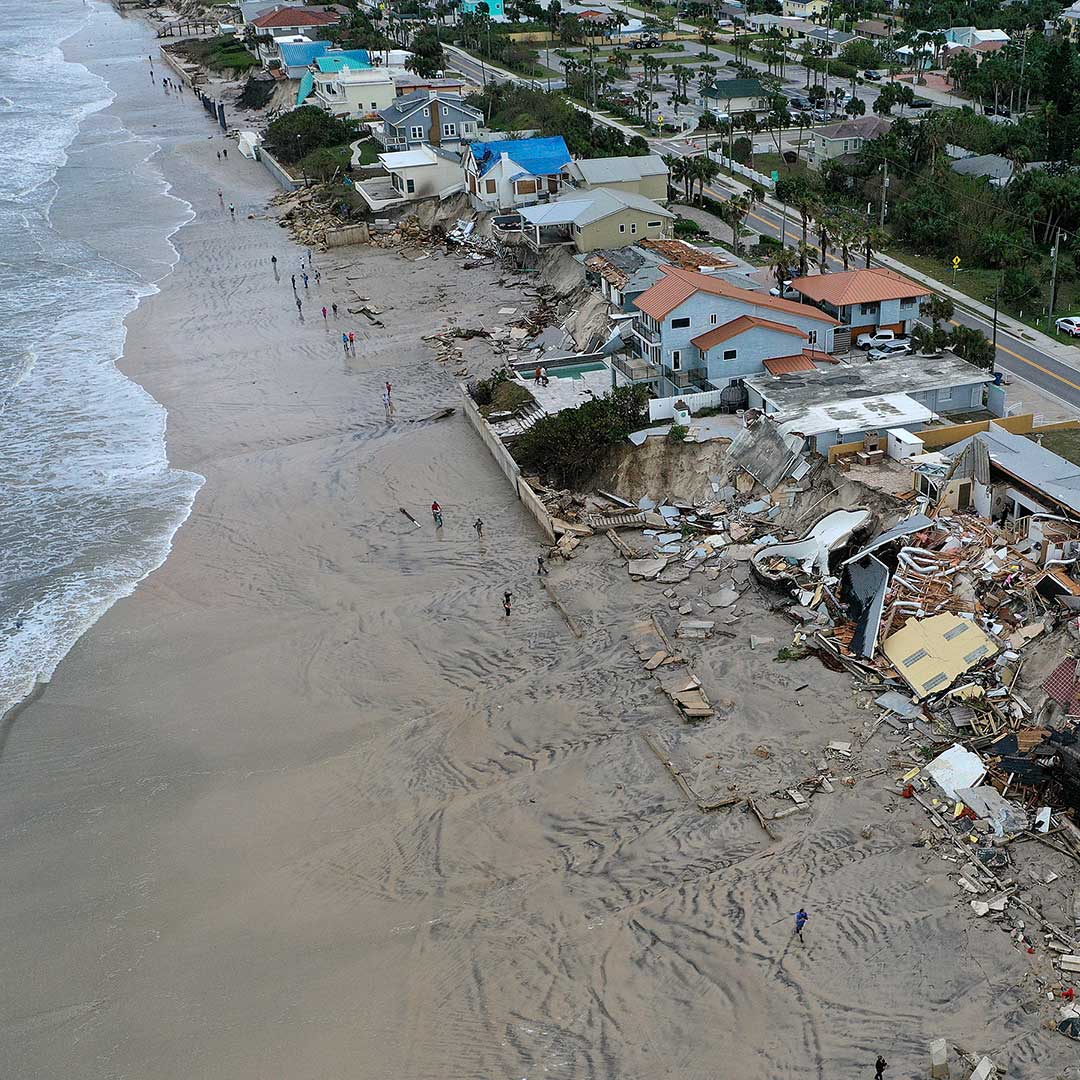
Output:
[
  {"xmin": 459, "ymin": 387, "xmax": 557, "ymax": 544},
  {"xmin": 648, "ymin": 388, "xmax": 729, "ymax": 422},
  {"xmin": 325, "ymin": 224, "xmax": 371, "ymax": 248},
  {"xmin": 707, "ymin": 151, "xmax": 775, "ymax": 191}
]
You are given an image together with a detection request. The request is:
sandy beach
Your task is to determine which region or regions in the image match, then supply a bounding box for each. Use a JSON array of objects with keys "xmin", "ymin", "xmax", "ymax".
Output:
[{"xmin": 3, "ymin": 13, "xmax": 1080, "ymax": 1080}]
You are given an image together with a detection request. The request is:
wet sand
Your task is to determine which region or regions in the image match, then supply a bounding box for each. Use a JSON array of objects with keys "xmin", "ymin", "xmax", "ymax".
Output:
[{"xmin": 2, "ymin": 56, "xmax": 1076, "ymax": 1080}]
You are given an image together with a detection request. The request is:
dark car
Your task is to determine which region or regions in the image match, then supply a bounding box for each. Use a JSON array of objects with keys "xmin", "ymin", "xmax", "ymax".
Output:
[
  {"xmin": 909, "ymin": 97, "xmax": 933, "ymax": 109},
  {"xmin": 863, "ymin": 69, "xmax": 882, "ymax": 80}
]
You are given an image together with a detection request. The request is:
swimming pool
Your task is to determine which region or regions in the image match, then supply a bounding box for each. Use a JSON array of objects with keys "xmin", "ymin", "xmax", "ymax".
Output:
[{"xmin": 519, "ymin": 361, "xmax": 608, "ymax": 381}]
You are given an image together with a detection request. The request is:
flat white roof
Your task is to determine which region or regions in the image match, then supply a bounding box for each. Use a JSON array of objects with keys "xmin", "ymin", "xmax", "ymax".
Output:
[
  {"xmin": 778, "ymin": 393, "xmax": 934, "ymax": 437},
  {"xmin": 379, "ymin": 149, "xmax": 434, "ymax": 169}
]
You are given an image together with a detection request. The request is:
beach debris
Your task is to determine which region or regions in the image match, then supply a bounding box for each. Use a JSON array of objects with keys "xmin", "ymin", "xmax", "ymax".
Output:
[{"xmin": 399, "ymin": 507, "xmax": 422, "ymax": 529}]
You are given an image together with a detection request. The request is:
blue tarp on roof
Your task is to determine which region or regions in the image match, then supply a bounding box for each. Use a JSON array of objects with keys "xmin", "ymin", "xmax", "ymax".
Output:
[
  {"xmin": 470, "ymin": 135, "xmax": 571, "ymax": 178},
  {"xmin": 297, "ymin": 70, "xmax": 315, "ymax": 105},
  {"xmin": 314, "ymin": 50, "xmax": 371, "ymax": 72},
  {"xmin": 278, "ymin": 40, "xmax": 331, "ymax": 70}
]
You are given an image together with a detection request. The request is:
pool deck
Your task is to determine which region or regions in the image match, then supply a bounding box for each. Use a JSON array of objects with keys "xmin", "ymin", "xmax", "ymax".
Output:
[{"xmin": 521, "ymin": 366, "xmax": 624, "ymax": 415}]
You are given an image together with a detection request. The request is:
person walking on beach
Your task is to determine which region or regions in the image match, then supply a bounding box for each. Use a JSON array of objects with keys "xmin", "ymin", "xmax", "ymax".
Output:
[
  {"xmin": 228, "ymin": 203, "xmax": 235, "ymax": 221},
  {"xmin": 307, "ymin": 247, "xmax": 313, "ymax": 266},
  {"xmin": 874, "ymin": 1056, "xmax": 888, "ymax": 1080},
  {"xmin": 217, "ymin": 189, "xmax": 223, "ymax": 208},
  {"xmin": 291, "ymin": 274, "xmax": 297, "ymax": 292},
  {"xmin": 537, "ymin": 555, "xmax": 548, "ymax": 576},
  {"xmin": 474, "ymin": 518, "xmax": 484, "ymax": 539},
  {"xmin": 295, "ymin": 296, "xmax": 303, "ymax": 315},
  {"xmin": 302, "ymin": 271, "xmax": 309, "ymax": 289},
  {"xmin": 503, "ymin": 591, "xmax": 512, "ymax": 618},
  {"xmin": 216, "ymin": 150, "xmax": 221, "ymax": 162},
  {"xmin": 382, "ymin": 387, "xmax": 394, "ymax": 417},
  {"xmin": 331, "ymin": 302, "xmax": 338, "ymax": 318},
  {"xmin": 431, "ymin": 500, "xmax": 442, "ymax": 527},
  {"xmin": 384, "ymin": 381, "xmax": 392, "ymax": 406},
  {"xmin": 341, "ymin": 332, "xmax": 349, "ymax": 355},
  {"xmin": 348, "ymin": 331, "xmax": 356, "ymax": 354},
  {"xmin": 222, "ymin": 146, "xmax": 228, "ymax": 160},
  {"xmin": 271, "ymin": 255, "xmax": 277, "ymax": 269},
  {"xmin": 794, "ymin": 909, "xmax": 809, "ymax": 944},
  {"xmin": 321, "ymin": 306, "xmax": 328, "ymax": 322},
  {"xmin": 314, "ymin": 267, "xmax": 321, "ymax": 285}
]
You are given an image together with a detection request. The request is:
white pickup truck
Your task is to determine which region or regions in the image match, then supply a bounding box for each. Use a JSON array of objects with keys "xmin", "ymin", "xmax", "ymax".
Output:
[{"xmin": 857, "ymin": 328, "xmax": 906, "ymax": 350}]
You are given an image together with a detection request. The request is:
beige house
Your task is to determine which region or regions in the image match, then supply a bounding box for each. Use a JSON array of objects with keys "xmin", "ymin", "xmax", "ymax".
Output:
[
  {"xmin": 562, "ymin": 154, "xmax": 670, "ymax": 203},
  {"xmin": 355, "ymin": 145, "xmax": 462, "ymax": 211},
  {"xmin": 518, "ymin": 188, "xmax": 673, "ymax": 254},
  {"xmin": 808, "ymin": 115, "xmax": 892, "ymax": 169}
]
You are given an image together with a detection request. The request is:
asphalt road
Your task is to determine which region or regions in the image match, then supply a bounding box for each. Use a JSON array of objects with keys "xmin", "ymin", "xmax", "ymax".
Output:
[{"xmin": 698, "ymin": 179, "xmax": 1080, "ymax": 414}]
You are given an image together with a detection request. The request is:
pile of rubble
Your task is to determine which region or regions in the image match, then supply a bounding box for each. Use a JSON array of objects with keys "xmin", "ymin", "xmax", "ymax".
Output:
[{"xmin": 270, "ymin": 187, "xmax": 346, "ymax": 247}]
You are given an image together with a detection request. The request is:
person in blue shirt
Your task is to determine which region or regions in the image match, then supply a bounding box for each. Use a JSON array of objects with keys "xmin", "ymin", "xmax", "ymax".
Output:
[{"xmin": 794, "ymin": 909, "xmax": 809, "ymax": 943}]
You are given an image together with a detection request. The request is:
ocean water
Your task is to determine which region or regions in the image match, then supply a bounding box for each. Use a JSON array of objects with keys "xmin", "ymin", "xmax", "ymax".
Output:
[{"xmin": 0, "ymin": 1, "xmax": 204, "ymax": 717}]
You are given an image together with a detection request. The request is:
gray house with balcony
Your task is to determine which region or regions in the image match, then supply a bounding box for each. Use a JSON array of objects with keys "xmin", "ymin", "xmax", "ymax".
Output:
[
  {"xmin": 377, "ymin": 90, "xmax": 483, "ymax": 152},
  {"xmin": 631, "ymin": 265, "xmax": 839, "ymax": 398},
  {"xmin": 788, "ymin": 267, "xmax": 930, "ymax": 351}
]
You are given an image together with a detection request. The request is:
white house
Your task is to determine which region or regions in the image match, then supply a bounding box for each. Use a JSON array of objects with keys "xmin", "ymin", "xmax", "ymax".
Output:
[
  {"xmin": 357, "ymin": 145, "xmax": 463, "ymax": 210},
  {"xmin": 462, "ymin": 136, "xmax": 572, "ymax": 211},
  {"xmin": 308, "ymin": 61, "xmax": 399, "ymax": 119}
]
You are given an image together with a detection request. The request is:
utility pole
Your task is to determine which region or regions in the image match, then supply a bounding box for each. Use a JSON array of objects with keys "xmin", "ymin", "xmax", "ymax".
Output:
[
  {"xmin": 992, "ymin": 271, "xmax": 1001, "ymax": 361},
  {"xmin": 1049, "ymin": 226, "xmax": 1064, "ymax": 321},
  {"xmin": 879, "ymin": 159, "xmax": 889, "ymax": 228}
]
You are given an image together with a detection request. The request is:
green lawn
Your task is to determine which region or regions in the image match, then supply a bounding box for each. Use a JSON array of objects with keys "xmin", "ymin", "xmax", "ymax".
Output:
[
  {"xmin": 749, "ymin": 152, "xmax": 809, "ymax": 180},
  {"xmin": 354, "ymin": 139, "xmax": 380, "ymax": 165},
  {"xmin": 1029, "ymin": 429, "xmax": 1080, "ymax": 464},
  {"xmin": 175, "ymin": 35, "xmax": 258, "ymax": 73}
]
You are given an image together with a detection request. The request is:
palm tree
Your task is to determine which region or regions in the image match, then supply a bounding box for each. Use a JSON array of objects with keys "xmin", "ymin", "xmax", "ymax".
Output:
[
  {"xmin": 691, "ymin": 154, "xmax": 721, "ymax": 204},
  {"xmin": 860, "ymin": 223, "xmax": 888, "ymax": 269},
  {"xmin": 632, "ymin": 87, "xmax": 651, "ymax": 122},
  {"xmin": 844, "ymin": 97, "xmax": 866, "ymax": 118},
  {"xmin": 775, "ymin": 175, "xmax": 820, "ymax": 277},
  {"xmin": 767, "ymin": 245, "xmax": 794, "ymax": 292},
  {"xmin": 700, "ymin": 25, "xmax": 717, "ymax": 60}
]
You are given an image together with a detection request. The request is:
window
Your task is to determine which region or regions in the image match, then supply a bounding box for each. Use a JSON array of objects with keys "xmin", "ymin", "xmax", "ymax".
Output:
[
  {"xmin": 515, "ymin": 179, "xmax": 537, "ymax": 194},
  {"xmin": 462, "ymin": 122, "xmax": 474, "ymax": 134},
  {"xmin": 859, "ymin": 302, "xmax": 879, "ymax": 315},
  {"xmin": 392, "ymin": 174, "xmax": 401, "ymax": 191},
  {"xmin": 671, "ymin": 317, "xmax": 691, "ymax": 329},
  {"xmin": 710, "ymin": 313, "xmax": 718, "ymax": 325},
  {"xmin": 442, "ymin": 123, "xmax": 457, "ymax": 137},
  {"xmin": 647, "ymin": 220, "xmax": 662, "ymax": 227},
  {"xmin": 901, "ymin": 295, "xmax": 919, "ymax": 305},
  {"xmin": 485, "ymin": 179, "xmax": 496, "ymax": 194},
  {"xmin": 409, "ymin": 125, "xmax": 424, "ymax": 140},
  {"xmin": 671, "ymin": 349, "xmax": 682, "ymax": 371},
  {"xmin": 630, "ymin": 223, "xmax": 637, "ymax": 234},
  {"xmin": 723, "ymin": 349, "xmax": 737, "ymax": 361},
  {"xmin": 371, "ymin": 101, "xmax": 377, "ymax": 109},
  {"xmin": 423, "ymin": 108, "xmax": 430, "ymax": 116},
  {"xmin": 406, "ymin": 178, "xmax": 415, "ymax": 193},
  {"xmin": 619, "ymin": 223, "xmax": 626, "ymax": 233}
]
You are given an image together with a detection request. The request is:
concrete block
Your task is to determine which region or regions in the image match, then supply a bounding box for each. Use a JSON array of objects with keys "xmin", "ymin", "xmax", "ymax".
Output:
[
  {"xmin": 970, "ymin": 1056, "xmax": 995, "ymax": 1080},
  {"xmin": 929, "ymin": 1037, "xmax": 949, "ymax": 1079}
]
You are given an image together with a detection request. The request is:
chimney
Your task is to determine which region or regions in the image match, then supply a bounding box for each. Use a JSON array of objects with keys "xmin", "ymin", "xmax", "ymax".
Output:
[{"xmin": 429, "ymin": 93, "xmax": 441, "ymax": 147}]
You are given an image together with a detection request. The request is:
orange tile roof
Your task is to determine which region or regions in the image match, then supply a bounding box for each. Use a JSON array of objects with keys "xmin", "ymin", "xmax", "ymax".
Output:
[
  {"xmin": 790, "ymin": 267, "xmax": 930, "ymax": 306},
  {"xmin": 764, "ymin": 352, "xmax": 818, "ymax": 375},
  {"xmin": 691, "ymin": 314, "xmax": 807, "ymax": 351},
  {"xmin": 252, "ymin": 6, "xmax": 339, "ymax": 27},
  {"xmin": 634, "ymin": 265, "xmax": 839, "ymax": 323}
]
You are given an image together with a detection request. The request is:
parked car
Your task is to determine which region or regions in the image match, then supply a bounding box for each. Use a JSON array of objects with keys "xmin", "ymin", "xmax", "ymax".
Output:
[
  {"xmin": 632, "ymin": 34, "xmax": 661, "ymax": 48},
  {"xmin": 984, "ymin": 103, "xmax": 1011, "ymax": 117},
  {"xmin": 769, "ymin": 279, "xmax": 800, "ymax": 299},
  {"xmin": 856, "ymin": 328, "xmax": 899, "ymax": 349},
  {"xmin": 909, "ymin": 97, "xmax": 933, "ymax": 110},
  {"xmin": 1056, "ymin": 316, "xmax": 1080, "ymax": 337},
  {"xmin": 863, "ymin": 69, "xmax": 882, "ymax": 80},
  {"xmin": 868, "ymin": 339, "xmax": 913, "ymax": 361},
  {"xmin": 812, "ymin": 109, "xmax": 834, "ymax": 122}
]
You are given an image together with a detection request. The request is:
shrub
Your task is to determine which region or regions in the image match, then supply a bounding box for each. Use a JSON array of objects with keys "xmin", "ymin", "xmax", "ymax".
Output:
[
  {"xmin": 668, "ymin": 423, "xmax": 689, "ymax": 442},
  {"xmin": 512, "ymin": 384, "xmax": 650, "ymax": 487},
  {"xmin": 472, "ymin": 368, "xmax": 513, "ymax": 406},
  {"xmin": 732, "ymin": 135, "xmax": 752, "ymax": 163},
  {"xmin": 263, "ymin": 107, "xmax": 357, "ymax": 164}
]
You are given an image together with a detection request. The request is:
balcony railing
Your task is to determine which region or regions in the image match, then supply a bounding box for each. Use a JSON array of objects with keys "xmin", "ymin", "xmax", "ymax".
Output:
[
  {"xmin": 612, "ymin": 353, "xmax": 660, "ymax": 383},
  {"xmin": 666, "ymin": 366, "xmax": 709, "ymax": 390},
  {"xmin": 633, "ymin": 319, "xmax": 660, "ymax": 343}
]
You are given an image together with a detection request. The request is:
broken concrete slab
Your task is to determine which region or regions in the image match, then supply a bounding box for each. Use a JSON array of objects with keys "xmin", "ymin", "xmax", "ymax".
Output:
[
  {"xmin": 628, "ymin": 557, "xmax": 669, "ymax": 580},
  {"xmin": 750, "ymin": 635, "xmax": 775, "ymax": 650},
  {"xmin": 705, "ymin": 588, "xmax": 740, "ymax": 609},
  {"xmin": 969, "ymin": 1056, "xmax": 995, "ymax": 1080}
]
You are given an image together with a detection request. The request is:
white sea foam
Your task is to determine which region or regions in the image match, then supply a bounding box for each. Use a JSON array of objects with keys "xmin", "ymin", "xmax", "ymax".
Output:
[{"xmin": 0, "ymin": 2, "xmax": 204, "ymax": 716}]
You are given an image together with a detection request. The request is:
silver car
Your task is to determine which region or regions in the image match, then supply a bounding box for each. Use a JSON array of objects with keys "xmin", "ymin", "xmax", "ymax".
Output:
[{"xmin": 1056, "ymin": 316, "xmax": 1080, "ymax": 338}]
